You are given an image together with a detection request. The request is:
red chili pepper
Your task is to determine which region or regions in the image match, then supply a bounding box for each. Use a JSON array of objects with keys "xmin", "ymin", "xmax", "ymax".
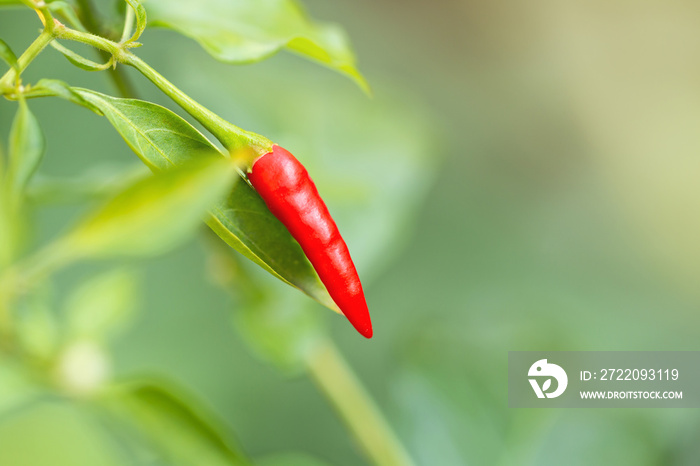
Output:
[{"xmin": 248, "ymin": 145, "xmax": 373, "ymax": 338}]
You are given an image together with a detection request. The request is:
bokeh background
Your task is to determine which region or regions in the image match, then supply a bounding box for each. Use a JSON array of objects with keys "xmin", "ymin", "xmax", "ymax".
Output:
[{"xmin": 3, "ymin": 0, "xmax": 700, "ymax": 465}]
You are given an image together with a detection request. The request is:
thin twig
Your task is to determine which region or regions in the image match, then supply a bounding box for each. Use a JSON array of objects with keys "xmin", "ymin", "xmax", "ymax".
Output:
[
  {"xmin": 306, "ymin": 338, "xmax": 415, "ymax": 466},
  {"xmin": 74, "ymin": 0, "xmax": 137, "ymax": 98},
  {"xmin": 120, "ymin": 4, "xmax": 135, "ymax": 43}
]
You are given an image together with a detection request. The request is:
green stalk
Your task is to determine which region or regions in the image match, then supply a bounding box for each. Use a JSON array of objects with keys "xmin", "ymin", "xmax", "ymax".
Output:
[
  {"xmin": 306, "ymin": 339, "xmax": 415, "ymax": 466},
  {"xmin": 120, "ymin": 4, "xmax": 135, "ymax": 43},
  {"xmin": 124, "ymin": 54, "xmax": 272, "ymax": 153},
  {"xmin": 54, "ymin": 26, "xmax": 272, "ymax": 155},
  {"xmin": 55, "ymin": 27, "xmax": 123, "ymax": 59},
  {"xmin": 0, "ymin": 30, "xmax": 54, "ymax": 90},
  {"xmin": 75, "ymin": 0, "xmax": 137, "ymax": 98}
]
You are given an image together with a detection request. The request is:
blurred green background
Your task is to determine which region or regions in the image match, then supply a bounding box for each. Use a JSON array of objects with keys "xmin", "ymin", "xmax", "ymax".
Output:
[{"xmin": 3, "ymin": 0, "xmax": 700, "ymax": 465}]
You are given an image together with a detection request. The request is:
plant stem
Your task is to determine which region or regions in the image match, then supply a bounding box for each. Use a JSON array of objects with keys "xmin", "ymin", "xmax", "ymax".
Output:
[
  {"xmin": 54, "ymin": 26, "xmax": 273, "ymax": 155},
  {"xmin": 0, "ymin": 30, "xmax": 54, "ymax": 89},
  {"xmin": 55, "ymin": 27, "xmax": 123, "ymax": 59},
  {"xmin": 124, "ymin": 54, "xmax": 272, "ymax": 153},
  {"xmin": 120, "ymin": 4, "xmax": 135, "ymax": 43},
  {"xmin": 306, "ymin": 338, "xmax": 415, "ymax": 466},
  {"xmin": 74, "ymin": 0, "xmax": 137, "ymax": 98},
  {"xmin": 106, "ymin": 60, "xmax": 138, "ymax": 98}
]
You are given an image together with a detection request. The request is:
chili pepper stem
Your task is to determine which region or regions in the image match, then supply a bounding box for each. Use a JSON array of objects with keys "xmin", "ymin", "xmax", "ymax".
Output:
[
  {"xmin": 123, "ymin": 54, "xmax": 273, "ymax": 155},
  {"xmin": 306, "ymin": 338, "xmax": 415, "ymax": 466}
]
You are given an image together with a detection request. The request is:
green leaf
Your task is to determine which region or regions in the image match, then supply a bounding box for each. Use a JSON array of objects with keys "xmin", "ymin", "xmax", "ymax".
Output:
[
  {"xmin": 68, "ymin": 88, "xmax": 338, "ymax": 312},
  {"xmin": 63, "ymin": 156, "xmax": 236, "ymax": 258},
  {"xmin": 65, "ymin": 268, "xmax": 139, "ymax": 342},
  {"xmin": 28, "ymin": 164, "xmax": 147, "ymax": 205},
  {"xmin": 102, "ymin": 379, "xmax": 249, "ymax": 466},
  {"xmin": 143, "ymin": 0, "xmax": 369, "ymax": 93},
  {"xmin": 31, "ymin": 79, "xmax": 103, "ymax": 114},
  {"xmin": 71, "ymin": 89, "xmax": 219, "ymax": 171},
  {"xmin": 50, "ymin": 41, "xmax": 113, "ymax": 71},
  {"xmin": 124, "ymin": 0, "xmax": 147, "ymax": 43},
  {"xmin": 206, "ymin": 179, "xmax": 339, "ymax": 312},
  {"xmin": 7, "ymin": 99, "xmax": 46, "ymax": 198},
  {"xmin": 0, "ymin": 38, "xmax": 18, "ymax": 71}
]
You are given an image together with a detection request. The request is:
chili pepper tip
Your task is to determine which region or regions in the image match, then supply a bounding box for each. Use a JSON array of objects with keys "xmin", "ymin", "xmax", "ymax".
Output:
[{"xmin": 356, "ymin": 322, "xmax": 373, "ymax": 339}]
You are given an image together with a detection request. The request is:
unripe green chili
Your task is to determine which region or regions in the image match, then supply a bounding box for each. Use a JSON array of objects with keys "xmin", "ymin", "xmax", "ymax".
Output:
[{"xmin": 248, "ymin": 145, "xmax": 373, "ymax": 338}]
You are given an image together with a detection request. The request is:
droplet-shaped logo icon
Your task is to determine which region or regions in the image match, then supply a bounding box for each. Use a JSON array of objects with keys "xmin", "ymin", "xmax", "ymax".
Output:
[{"xmin": 528, "ymin": 359, "xmax": 568, "ymax": 399}]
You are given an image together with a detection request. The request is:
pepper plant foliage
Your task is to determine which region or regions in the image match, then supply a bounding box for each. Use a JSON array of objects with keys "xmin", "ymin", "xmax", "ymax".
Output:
[
  {"xmin": 1, "ymin": 0, "xmax": 362, "ymax": 326},
  {"xmin": 0, "ymin": 0, "xmax": 431, "ymax": 464}
]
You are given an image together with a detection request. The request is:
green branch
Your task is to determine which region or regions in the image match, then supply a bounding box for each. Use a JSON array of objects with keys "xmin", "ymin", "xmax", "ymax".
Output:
[
  {"xmin": 0, "ymin": 30, "xmax": 54, "ymax": 90},
  {"xmin": 74, "ymin": 0, "xmax": 138, "ymax": 98},
  {"xmin": 123, "ymin": 54, "xmax": 271, "ymax": 153},
  {"xmin": 54, "ymin": 25, "xmax": 273, "ymax": 155},
  {"xmin": 306, "ymin": 339, "xmax": 415, "ymax": 466},
  {"xmin": 120, "ymin": 4, "xmax": 135, "ymax": 43}
]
